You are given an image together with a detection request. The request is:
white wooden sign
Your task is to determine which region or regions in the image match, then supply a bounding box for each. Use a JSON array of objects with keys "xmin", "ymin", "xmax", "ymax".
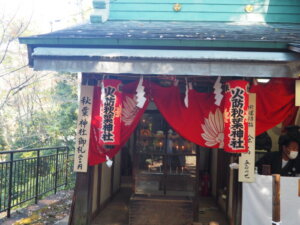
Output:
[
  {"xmin": 74, "ymin": 85, "xmax": 94, "ymax": 172},
  {"xmin": 296, "ymin": 80, "xmax": 300, "ymax": 106},
  {"xmin": 239, "ymin": 93, "xmax": 256, "ymax": 182}
]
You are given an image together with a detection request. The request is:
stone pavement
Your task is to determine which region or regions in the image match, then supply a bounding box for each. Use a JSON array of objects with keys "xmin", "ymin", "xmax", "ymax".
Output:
[{"xmin": 0, "ymin": 190, "xmax": 73, "ymax": 225}]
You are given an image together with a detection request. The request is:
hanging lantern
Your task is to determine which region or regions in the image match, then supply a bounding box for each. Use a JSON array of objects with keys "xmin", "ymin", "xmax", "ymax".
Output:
[
  {"xmin": 99, "ymin": 79, "xmax": 122, "ymax": 146},
  {"xmin": 223, "ymin": 80, "xmax": 249, "ymax": 153}
]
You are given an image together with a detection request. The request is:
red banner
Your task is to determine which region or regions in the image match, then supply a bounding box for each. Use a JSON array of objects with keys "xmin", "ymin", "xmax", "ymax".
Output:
[
  {"xmin": 99, "ymin": 79, "xmax": 122, "ymax": 146},
  {"xmin": 89, "ymin": 81, "xmax": 149, "ymax": 165},
  {"xmin": 223, "ymin": 80, "xmax": 249, "ymax": 153}
]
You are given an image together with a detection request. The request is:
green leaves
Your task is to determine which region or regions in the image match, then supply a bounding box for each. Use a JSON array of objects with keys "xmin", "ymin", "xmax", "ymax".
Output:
[{"xmin": 1, "ymin": 73, "xmax": 78, "ymax": 152}]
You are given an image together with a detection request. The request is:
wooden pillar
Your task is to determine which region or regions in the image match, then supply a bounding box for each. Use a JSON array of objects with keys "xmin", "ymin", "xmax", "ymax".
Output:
[
  {"xmin": 236, "ymin": 178, "xmax": 242, "ymax": 225},
  {"xmin": 110, "ymin": 157, "xmax": 115, "ymax": 195},
  {"xmin": 132, "ymin": 129, "xmax": 138, "ymax": 194},
  {"xmin": 69, "ymin": 166, "xmax": 94, "ymax": 225},
  {"xmin": 230, "ymin": 168, "xmax": 237, "ymax": 225},
  {"xmin": 272, "ymin": 174, "xmax": 280, "ymax": 225},
  {"xmin": 193, "ymin": 146, "xmax": 201, "ymax": 222},
  {"xmin": 298, "ymin": 179, "xmax": 300, "ymax": 197},
  {"xmin": 229, "ymin": 154, "xmax": 242, "ymax": 225},
  {"xmin": 94, "ymin": 164, "xmax": 102, "ymax": 218}
]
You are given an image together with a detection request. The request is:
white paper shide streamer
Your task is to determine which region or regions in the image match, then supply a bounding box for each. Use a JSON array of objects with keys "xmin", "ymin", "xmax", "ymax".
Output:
[
  {"xmin": 213, "ymin": 76, "xmax": 223, "ymax": 106},
  {"xmin": 136, "ymin": 76, "xmax": 146, "ymax": 108},
  {"xmin": 106, "ymin": 155, "xmax": 113, "ymax": 168},
  {"xmin": 184, "ymin": 78, "xmax": 189, "ymax": 108},
  {"xmin": 101, "ymin": 80, "xmax": 106, "ymax": 105}
]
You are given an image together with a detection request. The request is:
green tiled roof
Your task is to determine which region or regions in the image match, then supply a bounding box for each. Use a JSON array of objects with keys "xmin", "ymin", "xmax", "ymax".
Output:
[{"xmin": 19, "ymin": 21, "xmax": 300, "ymax": 50}]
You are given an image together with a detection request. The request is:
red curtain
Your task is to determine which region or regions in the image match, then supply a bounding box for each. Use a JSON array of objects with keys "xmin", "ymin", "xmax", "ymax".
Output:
[
  {"xmin": 88, "ymin": 81, "xmax": 149, "ymax": 166},
  {"xmin": 250, "ymin": 78, "xmax": 296, "ymax": 135},
  {"xmin": 88, "ymin": 78, "xmax": 297, "ymax": 165},
  {"xmin": 150, "ymin": 82, "xmax": 224, "ymax": 148},
  {"xmin": 151, "ymin": 78, "xmax": 297, "ymax": 149}
]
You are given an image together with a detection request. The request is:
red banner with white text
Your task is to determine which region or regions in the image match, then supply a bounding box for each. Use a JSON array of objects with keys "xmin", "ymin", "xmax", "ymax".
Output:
[
  {"xmin": 88, "ymin": 81, "xmax": 149, "ymax": 165},
  {"xmin": 99, "ymin": 79, "xmax": 122, "ymax": 146},
  {"xmin": 223, "ymin": 80, "xmax": 249, "ymax": 153}
]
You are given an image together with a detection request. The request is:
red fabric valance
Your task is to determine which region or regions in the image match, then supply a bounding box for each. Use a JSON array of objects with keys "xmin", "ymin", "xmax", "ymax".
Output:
[
  {"xmin": 250, "ymin": 78, "xmax": 296, "ymax": 135},
  {"xmin": 88, "ymin": 78, "xmax": 297, "ymax": 165},
  {"xmin": 151, "ymin": 82, "xmax": 223, "ymax": 149},
  {"xmin": 151, "ymin": 78, "xmax": 297, "ymax": 149}
]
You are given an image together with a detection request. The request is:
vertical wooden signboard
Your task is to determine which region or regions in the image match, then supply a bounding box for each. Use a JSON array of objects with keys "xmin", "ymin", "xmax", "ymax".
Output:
[
  {"xmin": 239, "ymin": 93, "xmax": 256, "ymax": 182},
  {"xmin": 74, "ymin": 85, "xmax": 94, "ymax": 172}
]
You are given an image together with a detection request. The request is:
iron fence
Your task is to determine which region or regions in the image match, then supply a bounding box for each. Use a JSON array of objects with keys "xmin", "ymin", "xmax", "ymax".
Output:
[{"xmin": 0, "ymin": 147, "xmax": 74, "ymax": 218}]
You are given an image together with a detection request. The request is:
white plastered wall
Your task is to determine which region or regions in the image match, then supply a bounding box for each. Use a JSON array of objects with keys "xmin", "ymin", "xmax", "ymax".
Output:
[{"xmin": 100, "ymin": 162, "xmax": 112, "ymax": 205}]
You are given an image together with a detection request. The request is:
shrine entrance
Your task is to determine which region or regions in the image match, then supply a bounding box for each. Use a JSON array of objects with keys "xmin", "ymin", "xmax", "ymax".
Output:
[
  {"xmin": 91, "ymin": 105, "xmax": 229, "ymax": 225},
  {"xmin": 129, "ymin": 109, "xmax": 200, "ymax": 224},
  {"xmin": 134, "ymin": 111, "xmax": 199, "ymax": 196}
]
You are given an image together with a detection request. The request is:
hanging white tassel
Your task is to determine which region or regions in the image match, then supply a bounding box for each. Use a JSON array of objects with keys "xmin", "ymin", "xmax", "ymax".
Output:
[
  {"xmin": 136, "ymin": 76, "xmax": 146, "ymax": 108},
  {"xmin": 106, "ymin": 155, "xmax": 113, "ymax": 168},
  {"xmin": 213, "ymin": 76, "xmax": 223, "ymax": 106},
  {"xmin": 184, "ymin": 78, "xmax": 189, "ymax": 108}
]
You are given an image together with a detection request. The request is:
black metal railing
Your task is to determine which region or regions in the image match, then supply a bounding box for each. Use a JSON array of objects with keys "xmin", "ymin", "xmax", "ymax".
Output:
[{"xmin": 0, "ymin": 147, "xmax": 74, "ymax": 217}]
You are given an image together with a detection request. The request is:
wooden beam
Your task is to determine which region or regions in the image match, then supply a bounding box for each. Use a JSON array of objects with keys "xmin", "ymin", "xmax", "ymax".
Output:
[
  {"xmin": 132, "ymin": 129, "xmax": 138, "ymax": 193},
  {"xmin": 193, "ymin": 146, "xmax": 200, "ymax": 222},
  {"xmin": 91, "ymin": 164, "xmax": 103, "ymax": 221},
  {"xmin": 87, "ymin": 167, "xmax": 94, "ymax": 225},
  {"xmin": 298, "ymin": 179, "xmax": 300, "ymax": 197},
  {"xmin": 272, "ymin": 174, "xmax": 281, "ymax": 225},
  {"xmin": 70, "ymin": 166, "xmax": 94, "ymax": 225},
  {"xmin": 97, "ymin": 164, "xmax": 102, "ymax": 210},
  {"xmin": 230, "ymin": 167, "xmax": 238, "ymax": 225},
  {"xmin": 110, "ymin": 157, "xmax": 115, "ymax": 196}
]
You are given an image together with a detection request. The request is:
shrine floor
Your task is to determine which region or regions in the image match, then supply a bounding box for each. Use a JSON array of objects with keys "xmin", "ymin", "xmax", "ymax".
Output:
[
  {"xmin": 92, "ymin": 185, "xmax": 228, "ymax": 225},
  {"xmin": 92, "ymin": 186, "xmax": 131, "ymax": 225}
]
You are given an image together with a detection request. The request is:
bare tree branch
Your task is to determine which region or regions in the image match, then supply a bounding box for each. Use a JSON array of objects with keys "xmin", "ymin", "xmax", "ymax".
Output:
[
  {"xmin": 0, "ymin": 65, "xmax": 28, "ymax": 77},
  {"xmin": 0, "ymin": 3, "xmax": 33, "ymax": 65},
  {"xmin": 0, "ymin": 74, "xmax": 35, "ymax": 110}
]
